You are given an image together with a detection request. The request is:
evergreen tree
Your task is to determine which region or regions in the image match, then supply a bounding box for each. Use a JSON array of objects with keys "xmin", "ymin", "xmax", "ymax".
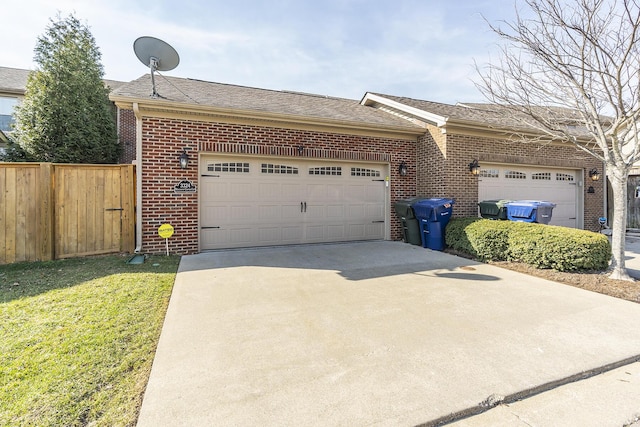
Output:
[{"xmin": 13, "ymin": 14, "xmax": 120, "ymax": 163}]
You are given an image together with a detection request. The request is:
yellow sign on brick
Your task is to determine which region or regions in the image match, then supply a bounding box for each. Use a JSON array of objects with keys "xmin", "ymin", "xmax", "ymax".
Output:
[{"xmin": 158, "ymin": 223, "xmax": 174, "ymax": 239}]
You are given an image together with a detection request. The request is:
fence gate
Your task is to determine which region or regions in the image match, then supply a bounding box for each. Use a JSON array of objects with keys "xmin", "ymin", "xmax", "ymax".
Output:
[{"xmin": 54, "ymin": 164, "xmax": 135, "ymax": 259}]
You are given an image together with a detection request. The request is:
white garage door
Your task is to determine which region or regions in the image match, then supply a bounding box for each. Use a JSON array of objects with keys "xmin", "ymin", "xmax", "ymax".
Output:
[
  {"xmin": 478, "ymin": 164, "xmax": 580, "ymax": 228},
  {"xmin": 200, "ymin": 156, "xmax": 388, "ymax": 250}
]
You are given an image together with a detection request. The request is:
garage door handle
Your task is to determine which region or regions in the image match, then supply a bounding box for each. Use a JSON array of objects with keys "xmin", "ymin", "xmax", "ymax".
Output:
[
  {"xmin": 372, "ymin": 179, "xmax": 385, "ymax": 182},
  {"xmin": 301, "ymin": 202, "xmax": 303, "ymax": 212},
  {"xmin": 105, "ymin": 208, "xmax": 123, "ymax": 211},
  {"xmin": 372, "ymin": 220, "xmax": 385, "ymax": 223},
  {"xmin": 201, "ymin": 226, "xmax": 221, "ymax": 229},
  {"xmin": 201, "ymin": 174, "xmax": 220, "ymax": 177},
  {"xmin": 304, "ymin": 202, "xmax": 307, "ymax": 212}
]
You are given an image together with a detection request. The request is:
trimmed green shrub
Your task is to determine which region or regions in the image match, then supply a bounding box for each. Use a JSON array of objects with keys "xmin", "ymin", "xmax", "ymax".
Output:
[
  {"xmin": 444, "ymin": 217, "xmax": 481, "ymax": 256},
  {"xmin": 507, "ymin": 223, "xmax": 611, "ymax": 271},
  {"xmin": 445, "ymin": 218, "xmax": 611, "ymax": 271},
  {"xmin": 445, "ymin": 217, "xmax": 516, "ymax": 261}
]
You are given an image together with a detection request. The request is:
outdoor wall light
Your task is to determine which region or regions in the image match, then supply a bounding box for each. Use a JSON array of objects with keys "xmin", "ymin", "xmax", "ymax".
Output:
[
  {"xmin": 398, "ymin": 161, "xmax": 408, "ymax": 176},
  {"xmin": 469, "ymin": 159, "xmax": 480, "ymax": 176},
  {"xmin": 297, "ymin": 146, "xmax": 304, "ymax": 154},
  {"xmin": 179, "ymin": 148, "xmax": 190, "ymax": 169},
  {"xmin": 589, "ymin": 168, "xmax": 600, "ymax": 181}
]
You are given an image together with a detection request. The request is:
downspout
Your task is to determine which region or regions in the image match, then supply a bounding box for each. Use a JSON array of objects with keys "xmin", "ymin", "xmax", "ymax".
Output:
[{"xmin": 133, "ymin": 102, "xmax": 143, "ymax": 253}]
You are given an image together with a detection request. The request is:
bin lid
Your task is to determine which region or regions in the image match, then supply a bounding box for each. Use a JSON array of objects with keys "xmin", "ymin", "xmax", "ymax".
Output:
[
  {"xmin": 506, "ymin": 200, "xmax": 556, "ymax": 208},
  {"xmin": 508, "ymin": 204, "xmax": 536, "ymax": 217},
  {"xmin": 479, "ymin": 199, "xmax": 512, "ymax": 207},
  {"xmin": 394, "ymin": 197, "xmax": 425, "ymax": 217},
  {"xmin": 412, "ymin": 198, "xmax": 454, "ymax": 219},
  {"xmin": 412, "ymin": 203, "xmax": 434, "ymax": 219},
  {"xmin": 412, "ymin": 198, "xmax": 454, "ymax": 208}
]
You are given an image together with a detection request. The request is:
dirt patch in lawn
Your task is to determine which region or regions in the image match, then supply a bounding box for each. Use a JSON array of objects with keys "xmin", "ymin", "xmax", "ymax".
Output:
[{"xmin": 489, "ymin": 260, "xmax": 640, "ymax": 304}]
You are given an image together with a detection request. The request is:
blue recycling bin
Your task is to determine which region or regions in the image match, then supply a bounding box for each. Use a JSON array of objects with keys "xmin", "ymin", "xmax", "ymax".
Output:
[
  {"xmin": 411, "ymin": 198, "xmax": 454, "ymax": 250},
  {"xmin": 505, "ymin": 200, "xmax": 556, "ymax": 224}
]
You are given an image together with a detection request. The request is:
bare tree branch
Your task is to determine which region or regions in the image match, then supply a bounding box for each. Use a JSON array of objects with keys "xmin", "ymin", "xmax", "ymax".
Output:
[{"xmin": 476, "ymin": 0, "xmax": 640, "ymax": 280}]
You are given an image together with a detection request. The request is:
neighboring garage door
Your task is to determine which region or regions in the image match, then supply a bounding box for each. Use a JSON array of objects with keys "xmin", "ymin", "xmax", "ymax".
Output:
[
  {"xmin": 200, "ymin": 156, "xmax": 388, "ymax": 250},
  {"xmin": 478, "ymin": 164, "xmax": 580, "ymax": 228}
]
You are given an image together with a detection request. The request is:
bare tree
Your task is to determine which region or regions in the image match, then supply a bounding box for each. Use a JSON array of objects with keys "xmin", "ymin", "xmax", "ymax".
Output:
[{"xmin": 476, "ymin": 0, "xmax": 640, "ymax": 281}]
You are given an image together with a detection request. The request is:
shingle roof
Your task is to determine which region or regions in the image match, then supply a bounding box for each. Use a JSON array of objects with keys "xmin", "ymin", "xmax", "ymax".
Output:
[
  {"xmin": 0, "ymin": 66, "xmax": 127, "ymax": 94},
  {"xmin": 369, "ymin": 93, "xmax": 527, "ymax": 128},
  {"xmin": 103, "ymin": 79, "xmax": 127, "ymax": 91},
  {"xmin": 0, "ymin": 67, "xmax": 30, "ymax": 93},
  {"xmin": 111, "ymin": 75, "xmax": 425, "ymax": 131},
  {"xmin": 370, "ymin": 93, "xmax": 597, "ymax": 138}
]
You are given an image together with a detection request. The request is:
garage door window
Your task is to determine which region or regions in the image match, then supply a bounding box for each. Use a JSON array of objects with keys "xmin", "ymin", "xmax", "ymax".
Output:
[
  {"xmin": 480, "ymin": 169, "xmax": 499, "ymax": 178},
  {"xmin": 532, "ymin": 172, "xmax": 551, "ymax": 180},
  {"xmin": 351, "ymin": 167, "xmax": 381, "ymax": 177},
  {"xmin": 261, "ymin": 163, "xmax": 299, "ymax": 174},
  {"xmin": 505, "ymin": 170, "xmax": 526, "ymax": 179},
  {"xmin": 208, "ymin": 162, "xmax": 250, "ymax": 173},
  {"xmin": 309, "ymin": 166, "xmax": 342, "ymax": 176},
  {"xmin": 556, "ymin": 173, "xmax": 574, "ymax": 181}
]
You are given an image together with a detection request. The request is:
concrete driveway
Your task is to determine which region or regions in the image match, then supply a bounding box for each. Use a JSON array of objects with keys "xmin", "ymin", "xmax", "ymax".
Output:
[{"xmin": 136, "ymin": 241, "xmax": 640, "ymax": 426}]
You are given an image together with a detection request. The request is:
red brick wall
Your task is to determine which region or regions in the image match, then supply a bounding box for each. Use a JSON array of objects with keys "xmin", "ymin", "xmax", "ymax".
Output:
[
  {"xmin": 138, "ymin": 116, "xmax": 418, "ymax": 254},
  {"xmin": 417, "ymin": 124, "xmax": 446, "ymax": 197},
  {"xmin": 417, "ymin": 129, "xmax": 605, "ymax": 231}
]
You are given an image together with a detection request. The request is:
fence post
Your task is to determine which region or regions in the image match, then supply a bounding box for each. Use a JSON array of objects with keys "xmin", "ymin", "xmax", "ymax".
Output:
[
  {"xmin": 120, "ymin": 164, "xmax": 136, "ymax": 253},
  {"xmin": 38, "ymin": 163, "xmax": 54, "ymax": 261}
]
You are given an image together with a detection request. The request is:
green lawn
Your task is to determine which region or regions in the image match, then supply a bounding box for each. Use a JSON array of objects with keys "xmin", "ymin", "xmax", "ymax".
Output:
[{"xmin": 0, "ymin": 254, "xmax": 180, "ymax": 427}]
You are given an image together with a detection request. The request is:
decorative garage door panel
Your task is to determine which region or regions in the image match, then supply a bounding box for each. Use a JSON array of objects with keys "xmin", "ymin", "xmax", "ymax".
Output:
[
  {"xmin": 478, "ymin": 164, "xmax": 579, "ymax": 228},
  {"xmin": 200, "ymin": 158, "xmax": 386, "ymax": 250}
]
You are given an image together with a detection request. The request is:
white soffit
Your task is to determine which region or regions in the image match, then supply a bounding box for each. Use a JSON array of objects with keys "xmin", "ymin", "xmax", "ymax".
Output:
[{"xmin": 361, "ymin": 93, "xmax": 448, "ymax": 127}]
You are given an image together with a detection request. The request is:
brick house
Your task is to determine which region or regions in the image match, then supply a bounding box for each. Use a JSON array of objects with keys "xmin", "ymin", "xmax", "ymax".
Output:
[
  {"xmin": 0, "ymin": 66, "xmax": 130, "ymax": 161},
  {"xmin": 361, "ymin": 94, "xmax": 605, "ymax": 231},
  {"xmin": 110, "ymin": 74, "xmax": 606, "ymax": 255}
]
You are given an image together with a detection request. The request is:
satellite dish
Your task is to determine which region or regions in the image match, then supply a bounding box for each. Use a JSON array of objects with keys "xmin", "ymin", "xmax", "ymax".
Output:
[{"xmin": 133, "ymin": 36, "xmax": 180, "ymax": 97}]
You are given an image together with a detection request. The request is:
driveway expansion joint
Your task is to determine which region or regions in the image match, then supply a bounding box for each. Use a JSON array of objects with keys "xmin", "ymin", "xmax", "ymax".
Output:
[{"xmin": 416, "ymin": 354, "xmax": 640, "ymax": 427}]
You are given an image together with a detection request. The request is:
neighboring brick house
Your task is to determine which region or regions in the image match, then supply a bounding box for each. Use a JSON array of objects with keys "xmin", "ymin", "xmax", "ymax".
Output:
[
  {"xmin": 110, "ymin": 74, "xmax": 606, "ymax": 255},
  {"xmin": 0, "ymin": 67, "xmax": 29, "ymax": 152},
  {"xmin": 0, "ymin": 66, "xmax": 130, "ymax": 161},
  {"xmin": 361, "ymin": 94, "xmax": 605, "ymax": 232}
]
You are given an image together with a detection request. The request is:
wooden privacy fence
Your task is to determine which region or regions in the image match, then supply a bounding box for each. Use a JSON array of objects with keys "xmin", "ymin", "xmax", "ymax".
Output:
[{"xmin": 0, "ymin": 163, "xmax": 135, "ymax": 264}]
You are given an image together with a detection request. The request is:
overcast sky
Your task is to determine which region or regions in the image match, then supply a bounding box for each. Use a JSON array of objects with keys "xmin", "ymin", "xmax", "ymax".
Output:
[{"xmin": 2, "ymin": 0, "xmax": 521, "ymax": 103}]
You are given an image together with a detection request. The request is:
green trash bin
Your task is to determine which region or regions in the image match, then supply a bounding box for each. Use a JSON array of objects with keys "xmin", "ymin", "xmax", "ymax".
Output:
[
  {"xmin": 394, "ymin": 198, "xmax": 422, "ymax": 245},
  {"xmin": 478, "ymin": 199, "xmax": 511, "ymax": 220}
]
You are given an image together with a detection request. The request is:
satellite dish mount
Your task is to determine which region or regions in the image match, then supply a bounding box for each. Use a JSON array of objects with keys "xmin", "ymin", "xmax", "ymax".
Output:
[{"xmin": 133, "ymin": 36, "xmax": 180, "ymax": 98}]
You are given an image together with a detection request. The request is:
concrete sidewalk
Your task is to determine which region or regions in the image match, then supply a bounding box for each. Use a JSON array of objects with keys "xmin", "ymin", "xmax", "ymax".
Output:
[
  {"xmin": 449, "ymin": 361, "xmax": 640, "ymax": 426},
  {"xmin": 137, "ymin": 241, "xmax": 640, "ymax": 426}
]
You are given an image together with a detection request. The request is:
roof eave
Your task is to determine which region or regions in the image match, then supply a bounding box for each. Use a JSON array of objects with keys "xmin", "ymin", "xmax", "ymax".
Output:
[
  {"xmin": 443, "ymin": 118, "xmax": 594, "ymax": 144},
  {"xmin": 111, "ymin": 94, "xmax": 425, "ymax": 140},
  {"xmin": 0, "ymin": 89, "xmax": 25, "ymax": 96}
]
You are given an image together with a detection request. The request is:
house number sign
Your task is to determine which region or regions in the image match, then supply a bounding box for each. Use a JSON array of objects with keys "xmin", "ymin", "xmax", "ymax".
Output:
[{"xmin": 174, "ymin": 180, "xmax": 196, "ymax": 193}]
